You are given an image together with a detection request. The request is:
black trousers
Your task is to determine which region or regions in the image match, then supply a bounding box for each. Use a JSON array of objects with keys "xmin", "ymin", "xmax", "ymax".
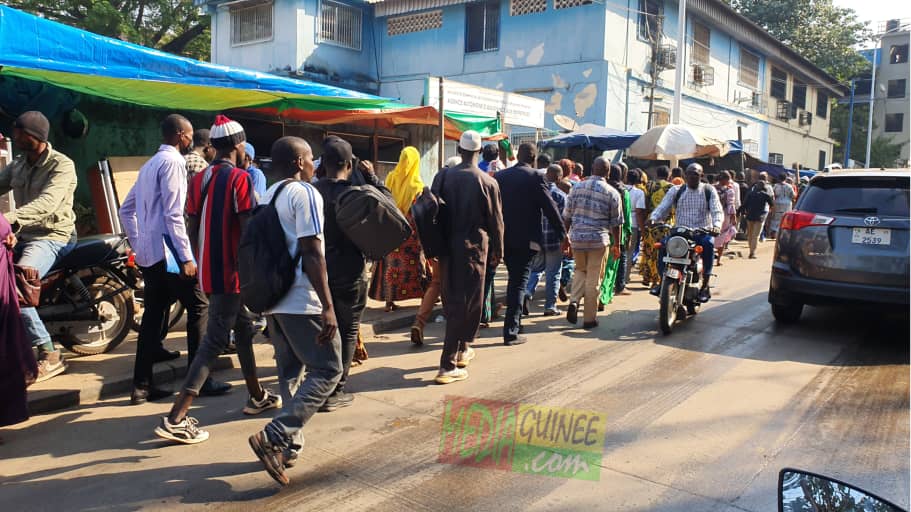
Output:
[
  {"xmin": 331, "ymin": 279, "xmax": 367, "ymax": 393},
  {"xmin": 133, "ymin": 261, "xmax": 208, "ymax": 388},
  {"xmin": 503, "ymin": 246, "xmax": 537, "ymax": 341}
]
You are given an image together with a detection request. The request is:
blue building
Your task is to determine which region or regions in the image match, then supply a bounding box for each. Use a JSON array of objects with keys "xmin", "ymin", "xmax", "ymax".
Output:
[{"xmin": 201, "ymin": 0, "xmax": 845, "ymax": 169}]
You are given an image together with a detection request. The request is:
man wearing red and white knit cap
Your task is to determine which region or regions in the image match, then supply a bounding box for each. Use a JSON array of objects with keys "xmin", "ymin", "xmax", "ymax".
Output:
[{"xmin": 155, "ymin": 114, "xmax": 281, "ymax": 445}]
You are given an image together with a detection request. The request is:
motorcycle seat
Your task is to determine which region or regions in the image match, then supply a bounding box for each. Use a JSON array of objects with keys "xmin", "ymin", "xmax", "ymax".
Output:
[{"xmin": 52, "ymin": 234, "xmax": 128, "ymax": 272}]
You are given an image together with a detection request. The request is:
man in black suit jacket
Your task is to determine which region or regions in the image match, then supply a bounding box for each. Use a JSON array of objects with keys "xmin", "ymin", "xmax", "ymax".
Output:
[{"xmin": 494, "ymin": 143, "xmax": 565, "ymax": 345}]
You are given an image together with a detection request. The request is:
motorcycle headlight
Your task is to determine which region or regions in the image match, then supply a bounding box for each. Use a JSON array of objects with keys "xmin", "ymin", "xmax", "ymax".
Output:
[{"xmin": 666, "ymin": 236, "xmax": 690, "ymax": 258}]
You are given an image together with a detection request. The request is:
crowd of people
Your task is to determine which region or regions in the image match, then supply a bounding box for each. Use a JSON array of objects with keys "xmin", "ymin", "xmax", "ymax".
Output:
[{"xmin": 0, "ymin": 110, "xmax": 801, "ymax": 485}]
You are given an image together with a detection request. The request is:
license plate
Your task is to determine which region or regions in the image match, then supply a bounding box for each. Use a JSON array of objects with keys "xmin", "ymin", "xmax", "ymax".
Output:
[
  {"xmin": 663, "ymin": 257, "xmax": 691, "ymax": 265},
  {"xmin": 665, "ymin": 268, "xmax": 682, "ymax": 279},
  {"xmin": 852, "ymin": 227, "xmax": 891, "ymax": 245}
]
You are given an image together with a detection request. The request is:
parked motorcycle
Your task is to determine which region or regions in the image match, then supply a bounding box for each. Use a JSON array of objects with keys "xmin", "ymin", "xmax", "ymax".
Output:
[
  {"xmin": 779, "ymin": 468, "xmax": 905, "ymax": 511},
  {"xmin": 38, "ymin": 233, "xmax": 139, "ymax": 355},
  {"xmin": 654, "ymin": 224, "xmax": 708, "ymax": 335}
]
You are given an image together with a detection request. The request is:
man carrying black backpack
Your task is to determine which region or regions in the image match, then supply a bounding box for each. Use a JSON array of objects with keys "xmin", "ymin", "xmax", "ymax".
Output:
[{"xmin": 313, "ymin": 136, "xmax": 392, "ymax": 412}]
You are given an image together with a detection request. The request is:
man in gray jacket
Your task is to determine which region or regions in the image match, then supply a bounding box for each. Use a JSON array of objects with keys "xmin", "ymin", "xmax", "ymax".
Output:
[{"xmin": 0, "ymin": 111, "xmax": 77, "ymax": 382}]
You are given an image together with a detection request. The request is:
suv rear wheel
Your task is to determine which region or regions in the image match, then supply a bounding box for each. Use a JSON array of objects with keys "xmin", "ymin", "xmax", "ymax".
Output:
[{"xmin": 772, "ymin": 302, "xmax": 803, "ymax": 324}]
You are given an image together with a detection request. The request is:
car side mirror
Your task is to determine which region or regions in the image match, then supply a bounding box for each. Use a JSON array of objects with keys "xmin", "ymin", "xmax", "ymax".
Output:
[{"xmin": 779, "ymin": 468, "xmax": 906, "ymax": 512}]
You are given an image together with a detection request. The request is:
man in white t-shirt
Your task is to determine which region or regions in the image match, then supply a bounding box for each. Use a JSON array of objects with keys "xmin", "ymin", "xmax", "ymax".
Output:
[
  {"xmin": 626, "ymin": 169, "xmax": 647, "ymax": 280},
  {"xmin": 248, "ymin": 136, "xmax": 341, "ymax": 487}
]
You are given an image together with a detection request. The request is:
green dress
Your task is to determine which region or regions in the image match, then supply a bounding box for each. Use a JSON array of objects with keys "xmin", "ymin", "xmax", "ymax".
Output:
[{"xmin": 600, "ymin": 187, "xmax": 633, "ymax": 306}]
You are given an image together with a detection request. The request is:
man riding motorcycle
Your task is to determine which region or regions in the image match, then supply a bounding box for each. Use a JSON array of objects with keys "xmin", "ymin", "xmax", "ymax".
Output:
[
  {"xmin": 648, "ymin": 163, "xmax": 723, "ymax": 303},
  {"xmin": 0, "ymin": 111, "xmax": 78, "ymax": 382}
]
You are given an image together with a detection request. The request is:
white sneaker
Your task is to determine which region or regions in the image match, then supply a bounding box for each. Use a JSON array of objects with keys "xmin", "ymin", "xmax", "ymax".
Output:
[
  {"xmin": 154, "ymin": 416, "xmax": 209, "ymax": 444},
  {"xmin": 435, "ymin": 368, "xmax": 469, "ymax": 385},
  {"xmin": 456, "ymin": 347, "xmax": 476, "ymax": 368},
  {"xmin": 243, "ymin": 389, "xmax": 282, "ymax": 415}
]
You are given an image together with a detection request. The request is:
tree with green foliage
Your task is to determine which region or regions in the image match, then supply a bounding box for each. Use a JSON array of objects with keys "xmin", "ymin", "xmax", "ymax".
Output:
[
  {"xmin": 830, "ymin": 103, "xmax": 906, "ymax": 168},
  {"xmin": 730, "ymin": 0, "xmax": 871, "ymax": 82},
  {"xmin": 7, "ymin": 0, "xmax": 210, "ymax": 61}
]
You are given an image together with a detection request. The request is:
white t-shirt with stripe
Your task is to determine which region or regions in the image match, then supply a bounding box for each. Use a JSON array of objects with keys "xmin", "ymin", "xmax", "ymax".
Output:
[{"xmin": 262, "ymin": 180, "xmax": 325, "ymax": 316}]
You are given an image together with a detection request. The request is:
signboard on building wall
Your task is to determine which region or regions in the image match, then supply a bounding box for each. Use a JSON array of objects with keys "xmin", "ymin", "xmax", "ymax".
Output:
[{"xmin": 425, "ymin": 77, "xmax": 546, "ymax": 129}]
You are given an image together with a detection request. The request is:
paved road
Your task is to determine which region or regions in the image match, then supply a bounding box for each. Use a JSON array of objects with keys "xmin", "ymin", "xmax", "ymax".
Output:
[{"xmin": 2, "ymin": 246, "xmax": 908, "ymax": 511}]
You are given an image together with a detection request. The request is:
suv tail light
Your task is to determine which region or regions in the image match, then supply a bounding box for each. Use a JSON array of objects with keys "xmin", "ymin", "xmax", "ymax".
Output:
[{"xmin": 780, "ymin": 210, "xmax": 835, "ymax": 231}]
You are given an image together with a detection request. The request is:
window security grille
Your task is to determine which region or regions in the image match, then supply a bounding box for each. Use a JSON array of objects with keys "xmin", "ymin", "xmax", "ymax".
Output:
[
  {"xmin": 510, "ymin": 0, "xmax": 546, "ymax": 16},
  {"xmin": 231, "ymin": 2, "xmax": 273, "ymax": 45},
  {"xmin": 554, "ymin": 0, "xmax": 592, "ymax": 9},
  {"xmin": 388, "ymin": 10, "xmax": 443, "ymax": 36},
  {"xmin": 321, "ymin": 1, "xmax": 362, "ymax": 50}
]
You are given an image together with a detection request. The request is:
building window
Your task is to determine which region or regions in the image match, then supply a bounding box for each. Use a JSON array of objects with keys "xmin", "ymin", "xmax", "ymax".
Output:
[
  {"xmin": 554, "ymin": 0, "xmax": 592, "ymax": 10},
  {"xmin": 638, "ymin": 0, "xmax": 662, "ymax": 42},
  {"xmin": 791, "ymin": 80, "xmax": 807, "ymax": 110},
  {"xmin": 770, "ymin": 67, "xmax": 787, "ymax": 100},
  {"xmin": 466, "ymin": 0, "xmax": 499, "ymax": 53},
  {"xmin": 816, "ymin": 91, "xmax": 828, "ymax": 119},
  {"xmin": 320, "ymin": 1, "xmax": 362, "ymax": 51},
  {"xmin": 231, "ymin": 2, "xmax": 273, "ymax": 46},
  {"xmin": 510, "ymin": 0, "xmax": 546, "ymax": 15},
  {"xmin": 890, "ymin": 44, "xmax": 909, "ymax": 64},
  {"xmin": 739, "ymin": 48, "xmax": 760, "ymax": 89},
  {"xmin": 885, "ymin": 113, "xmax": 904, "ymax": 132},
  {"xmin": 692, "ymin": 21, "xmax": 710, "ymax": 65},
  {"xmin": 768, "ymin": 152, "xmax": 784, "ymax": 165},
  {"xmin": 888, "ymin": 79, "xmax": 907, "ymax": 99},
  {"xmin": 652, "ymin": 108, "xmax": 670, "ymax": 127},
  {"xmin": 387, "ymin": 10, "xmax": 443, "ymax": 36},
  {"xmin": 818, "ymin": 150, "xmax": 827, "ymax": 172}
]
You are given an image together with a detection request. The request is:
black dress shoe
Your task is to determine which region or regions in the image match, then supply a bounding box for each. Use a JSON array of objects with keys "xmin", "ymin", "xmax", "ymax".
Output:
[
  {"xmin": 130, "ymin": 386, "xmax": 173, "ymax": 405},
  {"xmin": 566, "ymin": 303, "xmax": 578, "ymax": 324},
  {"xmin": 504, "ymin": 336, "xmax": 528, "ymax": 346},
  {"xmin": 199, "ymin": 378, "xmax": 233, "ymax": 397},
  {"xmin": 151, "ymin": 349, "xmax": 180, "ymax": 363}
]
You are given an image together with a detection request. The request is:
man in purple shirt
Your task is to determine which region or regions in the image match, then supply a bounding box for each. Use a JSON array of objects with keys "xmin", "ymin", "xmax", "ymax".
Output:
[{"xmin": 120, "ymin": 114, "xmax": 228, "ymax": 404}]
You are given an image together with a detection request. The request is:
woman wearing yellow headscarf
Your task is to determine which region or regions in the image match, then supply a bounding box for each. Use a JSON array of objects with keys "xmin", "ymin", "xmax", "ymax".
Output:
[{"xmin": 367, "ymin": 147, "xmax": 430, "ymax": 312}]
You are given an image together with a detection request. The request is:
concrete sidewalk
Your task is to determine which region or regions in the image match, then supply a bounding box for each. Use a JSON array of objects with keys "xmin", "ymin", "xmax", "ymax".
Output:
[{"xmin": 27, "ymin": 293, "xmax": 442, "ymax": 416}]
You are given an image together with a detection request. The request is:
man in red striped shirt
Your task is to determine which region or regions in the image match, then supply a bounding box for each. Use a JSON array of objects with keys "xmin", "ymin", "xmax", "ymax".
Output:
[{"xmin": 154, "ymin": 115, "xmax": 280, "ymax": 445}]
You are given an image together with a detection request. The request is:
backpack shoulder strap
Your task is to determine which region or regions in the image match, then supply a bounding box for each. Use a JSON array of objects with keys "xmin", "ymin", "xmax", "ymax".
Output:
[
  {"xmin": 704, "ymin": 185, "xmax": 713, "ymax": 212},
  {"xmin": 269, "ymin": 179, "xmax": 296, "ymax": 208}
]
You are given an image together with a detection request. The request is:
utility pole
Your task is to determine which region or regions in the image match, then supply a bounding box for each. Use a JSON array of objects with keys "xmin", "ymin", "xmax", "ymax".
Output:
[
  {"xmin": 864, "ymin": 36, "xmax": 881, "ymax": 167},
  {"xmin": 844, "ymin": 78, "xmax": 855, "ymax": 168},
  {"xmin": 671, "ymin": 0, "xmax": 687, "ymax": 124},
  {"xmin": 646, "ymin": 14, "xmax": 666, "ymax": 129}
]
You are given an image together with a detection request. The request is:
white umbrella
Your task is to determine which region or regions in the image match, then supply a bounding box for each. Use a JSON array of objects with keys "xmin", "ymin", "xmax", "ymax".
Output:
[{"xmin": 627, "ymin": 124, "xmax": 730, "ymax": 160}]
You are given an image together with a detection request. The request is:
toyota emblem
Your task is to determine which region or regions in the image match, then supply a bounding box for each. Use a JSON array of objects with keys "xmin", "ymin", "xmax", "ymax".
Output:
[{"xmin": 864, "ymin": 216, "xmax": 881, "ymax": 227}]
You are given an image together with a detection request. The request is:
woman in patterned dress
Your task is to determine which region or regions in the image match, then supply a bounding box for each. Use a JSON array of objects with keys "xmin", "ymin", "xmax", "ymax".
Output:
[
  {"xmin": 639, "ymin": 166, "xmax": 673, "ymax": 288},
  {"xmin": 377, "ymin": 146, "xmax": 429, "ymax": 310}
]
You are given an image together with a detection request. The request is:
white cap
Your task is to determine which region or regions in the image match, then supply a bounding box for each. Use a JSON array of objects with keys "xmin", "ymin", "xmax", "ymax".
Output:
[{"xmin": 459, "ymin": 130, "xmax": 482, "ymax": 152}]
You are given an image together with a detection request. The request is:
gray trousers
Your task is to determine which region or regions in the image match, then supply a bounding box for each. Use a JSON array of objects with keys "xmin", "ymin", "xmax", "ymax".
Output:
[
  {"xmin": 181, "ymin": 293, "xmax": 257, "ymax": 395},
  {"xmin": 265, "ymin": 313, "xmax": 342, "ymax": 451}
]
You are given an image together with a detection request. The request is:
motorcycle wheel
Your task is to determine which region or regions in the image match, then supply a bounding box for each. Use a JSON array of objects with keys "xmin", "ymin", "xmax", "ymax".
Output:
[
  {"xmin": 58, "ymin": 277, "xmax": 135, "ymax": 356},
  {"xmin": 659, "ymin": 278, "xmax": 678, "ymax": 335}
]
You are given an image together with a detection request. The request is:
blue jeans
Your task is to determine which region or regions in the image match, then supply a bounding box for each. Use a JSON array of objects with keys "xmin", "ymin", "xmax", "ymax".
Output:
[
  {"xmin": 560, "ymin": 256, "xmax": 574, "ymax": 288},
  {"xmin": 265, "ymin": 314, "xmax": 342, "ymax": 452},
  {"xmin": 657, "ymin": 233, "xmax": 715, "ymax": 283},
  {"xmin": 526, "ymin": 248, "xmax": 564, "ymax": 311},
  {"xmin": 14, "ymin": 236, "xmax": 76, "ymax": 351}
]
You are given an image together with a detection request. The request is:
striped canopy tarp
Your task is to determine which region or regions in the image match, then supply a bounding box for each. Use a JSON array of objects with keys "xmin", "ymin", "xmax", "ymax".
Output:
[{"xmin": 0, "ymin": 5, "xmax": 501, "ymax": 138}]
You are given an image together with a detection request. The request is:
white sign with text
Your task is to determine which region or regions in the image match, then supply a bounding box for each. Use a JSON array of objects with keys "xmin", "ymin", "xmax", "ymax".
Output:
[{"xmin": 426, "ymin": 77, "xmax": 546, "ymax": 129}]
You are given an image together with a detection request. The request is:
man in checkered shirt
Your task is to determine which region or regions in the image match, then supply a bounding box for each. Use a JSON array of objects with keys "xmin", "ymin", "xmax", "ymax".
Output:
[{"xmin": 649, "ymin": 163, "xmax": 723, "ymax": 302}]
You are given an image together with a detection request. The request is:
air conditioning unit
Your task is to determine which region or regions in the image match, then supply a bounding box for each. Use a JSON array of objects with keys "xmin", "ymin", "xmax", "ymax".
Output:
[
  {"xmin": 776, "ymin": 100, "xmax": 791, "ymax": 121},
  {"xmin": 657, "ymin": 45, "xmax": 677, "ymax": 70},
  {"xmin": 751, "ymin": 91, "xmax": 762, "ymax": 108},
  {"xmin": 692, "ymin": 64, "xmax": 714, "ymax": 86},
  {"xmin": 799, "ymin": 111, "xmax": 813, "ymax": 126}
]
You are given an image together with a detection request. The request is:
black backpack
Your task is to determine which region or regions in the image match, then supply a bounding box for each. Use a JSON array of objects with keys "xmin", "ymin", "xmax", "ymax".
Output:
[
  {"xmin": 238, "ymin": 180, "xmax": 300, "ymax": 314},
  {"xmin": 334, "ymin": 185, "xmax": 412, "ymax": 261},
  {"xmin": 411, "ymin": 168, "xmax": 449, "ymax": 259}
]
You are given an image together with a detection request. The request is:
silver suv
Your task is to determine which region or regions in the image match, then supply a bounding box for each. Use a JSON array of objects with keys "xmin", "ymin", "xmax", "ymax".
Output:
[{"xmin": 768, "ymin": 169, "xmax": 910, "ymax": 323}]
